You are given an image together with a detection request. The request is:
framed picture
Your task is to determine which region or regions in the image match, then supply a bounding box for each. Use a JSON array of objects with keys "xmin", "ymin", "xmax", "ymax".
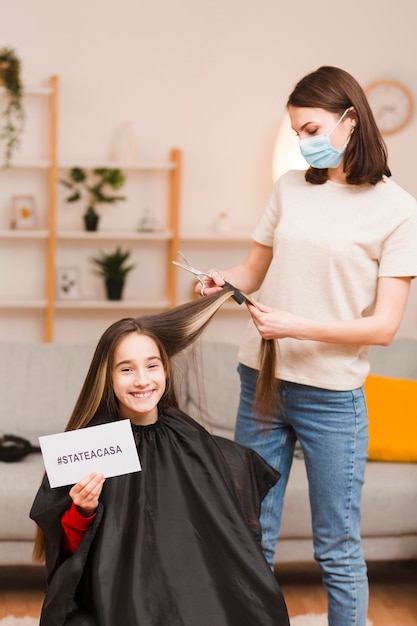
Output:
[
  {"xmin": 11, "ymin": 195, "xmax": 37, "ymax": 229},
  {"xmin": 56, "ymin": 267, "xmax": 80, "ymax": 300}
]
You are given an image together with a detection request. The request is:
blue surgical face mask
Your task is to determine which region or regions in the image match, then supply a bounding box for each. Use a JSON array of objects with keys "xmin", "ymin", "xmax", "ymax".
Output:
[{"xmin": 298, "ymin": 108, "xmax": 351, "ymax": 169}]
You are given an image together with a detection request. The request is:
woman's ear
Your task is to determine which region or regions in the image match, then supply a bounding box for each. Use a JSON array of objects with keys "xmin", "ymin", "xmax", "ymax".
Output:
[{"xmin": 347, "ymin": 106, "xmax": 357, "ymax": 129}]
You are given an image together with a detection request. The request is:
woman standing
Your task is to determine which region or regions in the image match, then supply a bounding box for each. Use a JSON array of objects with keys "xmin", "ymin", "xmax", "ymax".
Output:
[{"xmin": 200, "ymin": 65, "xmax": 417, "ymax": 626}]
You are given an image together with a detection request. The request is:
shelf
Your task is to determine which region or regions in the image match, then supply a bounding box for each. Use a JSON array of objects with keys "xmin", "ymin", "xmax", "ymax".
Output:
[
  {"xmin": 8, "ymin": 160, "xmax": 177, "ymax": 171},
  {"xmin": 181, "ymin": 233, "xmax": 250, "ymax": 243},
  {"xmin": 58, "ymin": 160, "xmax": 178, "ymax": 171},
  {"xmin": 0, "ymin": 86, "xmax": 53, "ymax": 97},
  {"xmin": 3, "ymin": 160, "xmax": 52, "ymax": 169},
  {"xmin": 0, "ymin": 229, "xmax": 49, "ymax": 239},
  {"xmin": 56, "ymin": 230, "xmax": 173, "ymax": 241},
  {"xmin": 0, "ymin": 300, "xmax": 47, "ymax": 309},
  {"xmin": 54, "ymin": 299, "xmax": 170, "ymax": 310}
]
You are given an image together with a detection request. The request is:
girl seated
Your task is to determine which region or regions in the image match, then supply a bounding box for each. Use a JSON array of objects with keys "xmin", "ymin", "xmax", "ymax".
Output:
[{"xmin": 30, "ymin": 290, "xmax": 289, "ymax": 626}]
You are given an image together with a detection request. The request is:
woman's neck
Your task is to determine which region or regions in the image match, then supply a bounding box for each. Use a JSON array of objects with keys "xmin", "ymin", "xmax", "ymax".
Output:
[{"xmin": 328, "ymin": 164, "xmax": 348, "ymax": 184}]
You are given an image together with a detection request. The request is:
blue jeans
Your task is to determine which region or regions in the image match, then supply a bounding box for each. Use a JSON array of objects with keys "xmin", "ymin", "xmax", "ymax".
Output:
[{"xmin": 234, "ymin": 364, "xmax": 369, "ymax": 626}]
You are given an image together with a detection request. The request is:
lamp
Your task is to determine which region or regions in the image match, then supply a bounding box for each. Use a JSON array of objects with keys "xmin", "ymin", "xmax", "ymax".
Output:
[{"xmin": 272, "ymin": 111, "xmax": 307, "ymax": 182}]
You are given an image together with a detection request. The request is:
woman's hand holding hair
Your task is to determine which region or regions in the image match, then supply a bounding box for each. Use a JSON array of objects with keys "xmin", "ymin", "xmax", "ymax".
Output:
[
  {"xmin": 248, "ymin": 276, "xmax": 412, "ymax": 345},
  {"xmin": 69, "ymin": 472, "xmax": 106, "ymax": 517},
  {"xmin": 247, "ymin": 301, "xmax": 302, "ymax": 340}
]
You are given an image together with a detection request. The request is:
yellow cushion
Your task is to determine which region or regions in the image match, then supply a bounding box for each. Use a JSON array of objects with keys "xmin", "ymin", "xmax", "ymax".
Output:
[{"xmin": 365, "ymin": 374, "xmax": 417, "ymax": 462}]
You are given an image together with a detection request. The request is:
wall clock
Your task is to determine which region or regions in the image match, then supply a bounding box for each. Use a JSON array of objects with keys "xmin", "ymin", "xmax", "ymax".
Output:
[{"xmin": 365, "ymin": 79, "xmax": 414, "ymax": 135}]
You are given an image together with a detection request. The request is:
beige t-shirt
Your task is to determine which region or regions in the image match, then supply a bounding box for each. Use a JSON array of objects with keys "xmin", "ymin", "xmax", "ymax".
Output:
[{"xmin": 238, "ymin": 170, "xmax": 417, "ymax": 390}]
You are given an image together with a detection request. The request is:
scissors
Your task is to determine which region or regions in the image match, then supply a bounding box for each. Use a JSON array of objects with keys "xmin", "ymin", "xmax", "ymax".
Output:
[{"xmin": 172, "ymin": 252, "xmax": 256, "ymax": 306}]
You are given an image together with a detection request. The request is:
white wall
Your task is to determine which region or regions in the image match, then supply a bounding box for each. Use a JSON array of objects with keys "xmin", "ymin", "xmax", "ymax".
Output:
[{"xmin": 1, "ymin": 0, "xmax": 417, "ymax": 343}]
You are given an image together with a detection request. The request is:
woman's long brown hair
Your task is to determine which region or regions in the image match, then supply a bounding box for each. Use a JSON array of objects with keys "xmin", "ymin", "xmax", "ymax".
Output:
[{"xmin": 287, "ymin": 65, "xmax": 391, "ymax": 186}]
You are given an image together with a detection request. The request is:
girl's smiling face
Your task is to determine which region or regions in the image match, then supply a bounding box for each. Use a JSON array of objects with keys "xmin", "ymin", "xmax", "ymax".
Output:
[{"xmin": 112, "ymin": 333, "xmax": 166, "ymax": 425}]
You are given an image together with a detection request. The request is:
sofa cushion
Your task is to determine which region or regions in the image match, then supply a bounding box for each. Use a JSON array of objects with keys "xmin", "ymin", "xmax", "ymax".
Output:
[
  {"xmin": 3, "ymin": 455, "xmax": 45, "ymax": 541},
  {"xmin": 0, "ymin": 343, "xmax": 95, "ymax": 445},
  {"xmin": 182, "ymin": 340, "xmax": 240, "ymax": 439},
  {"xmin": 360, "ymin": 460, "xmax": 417, "ymax": 536},
  {"xmin": 368, "ymin": 338, "xmax": 417, "ymax": 379},
  {"xmin": 279, "ymin": 456, "xmax": 417, "ymax": 539},
  {"xmin": 365, "ymin": 374, "xmax": 417, "ymax": 462}
]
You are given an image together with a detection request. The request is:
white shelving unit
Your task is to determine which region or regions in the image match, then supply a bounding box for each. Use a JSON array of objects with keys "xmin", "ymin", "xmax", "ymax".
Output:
[
  {"xmin": 0, "ymin": 75, "xmax": 182, "ymax": 342},
  {"xmin": 53, "ymin": 152, "xmax": 181, "ymax": 342},
  {"xmin": 0, "ymin": 75, "xmax": 249, "ymax": 345}
]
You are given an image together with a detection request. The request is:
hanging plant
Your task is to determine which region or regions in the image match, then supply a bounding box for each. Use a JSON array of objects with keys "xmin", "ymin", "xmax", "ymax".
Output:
[{"xmin": 0, "ymin": 46, "xmax": 25, "ymax": 167}]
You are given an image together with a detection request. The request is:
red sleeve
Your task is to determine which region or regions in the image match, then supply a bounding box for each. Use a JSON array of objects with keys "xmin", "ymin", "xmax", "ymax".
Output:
[{"xmin": 61, "ymin": 502, "xmax": 97, "ymax": 553}]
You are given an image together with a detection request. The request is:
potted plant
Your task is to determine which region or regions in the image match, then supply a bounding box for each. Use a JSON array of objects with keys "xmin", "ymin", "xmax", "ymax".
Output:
[
  {"xmin": 60, "ymin": 167, "xmax": 126, "ymax": 231},
  {"xmin": 0, "ymin": 46, "xmax": 24, "ymax": 167},
  {"xmin": 91, "ymin": 246, "xmax": 136, "ymax": 300}
]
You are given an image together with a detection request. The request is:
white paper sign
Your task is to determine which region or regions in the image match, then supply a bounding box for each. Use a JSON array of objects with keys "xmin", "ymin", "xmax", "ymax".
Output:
[{"xmin": 39, "ymin": 420, "xmax": 141, "ymax": 488}]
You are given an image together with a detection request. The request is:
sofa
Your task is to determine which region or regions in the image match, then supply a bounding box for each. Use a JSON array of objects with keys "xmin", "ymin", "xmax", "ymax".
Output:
[{"xmin": 1, "ymin": 338, "xmax": 417, "ymax": 566}]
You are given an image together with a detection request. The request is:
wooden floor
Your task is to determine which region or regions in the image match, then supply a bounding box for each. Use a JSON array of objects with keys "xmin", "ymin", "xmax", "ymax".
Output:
[
  {"xmin": 277, "ymin": 559, "xmax": 417, "ymax": 625},
  {"xmin": 0, "ymin": 560, "xmax": 416, "ymax": 624}
]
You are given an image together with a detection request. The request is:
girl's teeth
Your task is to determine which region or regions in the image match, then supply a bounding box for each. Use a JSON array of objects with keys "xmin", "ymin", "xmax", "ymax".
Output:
[{"xmin": 133, "ymin": 391, "xmax": 152, "ymax": 398}]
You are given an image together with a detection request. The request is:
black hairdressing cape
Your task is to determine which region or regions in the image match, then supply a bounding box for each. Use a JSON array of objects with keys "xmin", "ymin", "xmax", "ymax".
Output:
[{"xmin": 30, "ymin": 408, "xmax": 289, "ymax": 626}]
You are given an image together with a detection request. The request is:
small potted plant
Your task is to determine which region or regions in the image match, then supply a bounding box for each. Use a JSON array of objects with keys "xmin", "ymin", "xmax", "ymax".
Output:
[
  {"xmin": 60, "ymin": 167, "xmax": 126, "ymax": 231},
  {"xmin": 0, "ymin": 46, "xmax": 25, "ymax": 167},
  {"xmin": 91, "ymin": 246, "xmax": 136, "ymax": 300}
]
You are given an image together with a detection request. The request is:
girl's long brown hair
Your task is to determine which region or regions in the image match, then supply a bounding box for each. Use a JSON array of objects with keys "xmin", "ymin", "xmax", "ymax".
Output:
[{"xmin": 33, "ymin": 287, "xmax": 278, "ymax": 562}]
